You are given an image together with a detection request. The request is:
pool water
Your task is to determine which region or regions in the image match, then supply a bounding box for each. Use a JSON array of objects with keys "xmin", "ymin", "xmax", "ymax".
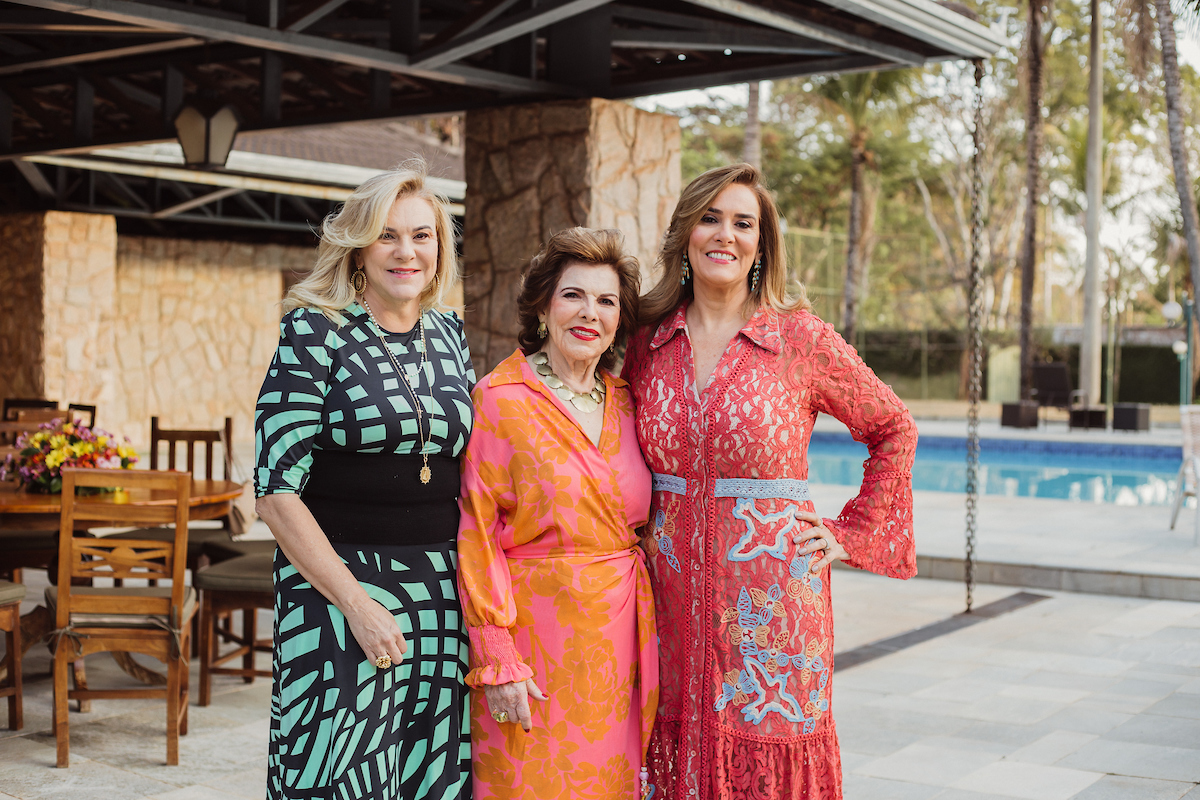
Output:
[{"xmin": 807, "ymin": 433, "xmax": 1184, "ymax": 506}]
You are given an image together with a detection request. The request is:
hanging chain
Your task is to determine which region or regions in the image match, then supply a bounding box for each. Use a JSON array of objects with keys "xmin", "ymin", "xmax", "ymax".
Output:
[{"xmin": 965, "ymin": 58, "xmax": 985, "ymax": 613}]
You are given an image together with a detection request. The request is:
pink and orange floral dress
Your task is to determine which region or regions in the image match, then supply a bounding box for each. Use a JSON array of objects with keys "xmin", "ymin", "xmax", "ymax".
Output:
[
  {"xmin": 457, "ymin": 351, "xmax": 658, "ymax": 800},
  {"xmin": 622, "ymin": 304, "xmax": 918, "ymax": 800}
]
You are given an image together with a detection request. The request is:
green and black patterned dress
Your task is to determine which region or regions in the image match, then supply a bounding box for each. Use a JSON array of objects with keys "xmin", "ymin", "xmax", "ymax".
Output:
[{"xmin": 254, "ymin": 302, "xmax": 475, "ymax": 800}]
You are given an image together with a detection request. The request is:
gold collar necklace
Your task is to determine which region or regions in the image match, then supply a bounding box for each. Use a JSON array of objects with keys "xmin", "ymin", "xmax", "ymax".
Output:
[
  {"xmin": 360, "ymin": 297, "xmax": 434, "ymax": 484},
  {"xmin": 532, "ymin": 351, "xmax": 605, "ymax": 414}
]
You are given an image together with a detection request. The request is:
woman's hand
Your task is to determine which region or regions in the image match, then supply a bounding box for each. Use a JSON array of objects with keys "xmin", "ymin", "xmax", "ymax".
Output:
[
  {"xmin": 483, "ymin": 678, "xmax": 548, "ymax": 732},
  {"xmin": 793, "ymin": 510, "xmax": 848, "ymax": 573},
  {"xmin": 343, "ymin": 597, "xmax": 408, "ymax": 668}
]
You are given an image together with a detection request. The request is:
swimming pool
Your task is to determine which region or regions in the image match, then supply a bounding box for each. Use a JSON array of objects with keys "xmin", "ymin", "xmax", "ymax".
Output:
[{"xmin": 807, "ymin": 433, "xmax": 1184, "ymax": 506}]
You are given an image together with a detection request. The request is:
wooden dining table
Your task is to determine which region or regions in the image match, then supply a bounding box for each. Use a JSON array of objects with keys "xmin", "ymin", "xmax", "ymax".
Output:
[{"xmin": 0, "ymin": 476, "xmax": 245, "ymax": 685}]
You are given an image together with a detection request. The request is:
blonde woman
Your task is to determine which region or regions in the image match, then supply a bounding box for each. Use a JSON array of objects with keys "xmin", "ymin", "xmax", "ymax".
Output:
[{"xmin": 254, "ymin": 163, "xmax": 474, "ymax": 800}]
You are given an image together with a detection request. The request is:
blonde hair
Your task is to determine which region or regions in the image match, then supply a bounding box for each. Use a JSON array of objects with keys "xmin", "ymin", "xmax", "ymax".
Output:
[
  {"xmin": 640, "ymin": 163, "xmax": 809, "ymax": 328},
  {"xmin": 284, "ymin": 161, "xmax": 459, "ymax": 323}
]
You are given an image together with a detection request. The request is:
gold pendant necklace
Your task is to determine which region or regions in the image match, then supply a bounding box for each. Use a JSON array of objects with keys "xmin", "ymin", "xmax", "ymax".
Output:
[
  {"xmin": 532, "ymin": 351, "xmax": 605, "ymax": 414},
  {"xmin": 360, "ymin": 298, "xmax": 433, "ymax": 484}
]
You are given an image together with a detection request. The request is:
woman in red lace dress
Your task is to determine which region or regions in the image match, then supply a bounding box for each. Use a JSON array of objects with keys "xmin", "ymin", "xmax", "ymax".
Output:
[{"xmin": 622, "ymin": 164, "xmax": 918, "ymax": 800}]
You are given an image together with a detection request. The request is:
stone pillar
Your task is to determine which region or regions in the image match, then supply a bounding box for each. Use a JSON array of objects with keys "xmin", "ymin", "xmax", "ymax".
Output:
[
  {"xmin": 0, "ymin": 213, "xmax": 49, "ymax": 398},
  {"xmin": 0, "ymin": 211, "xmax": 117, "ymax": 410},
  {"xmin": 462, "ymin": 98, "xmax": 681, "ymax": 373}
]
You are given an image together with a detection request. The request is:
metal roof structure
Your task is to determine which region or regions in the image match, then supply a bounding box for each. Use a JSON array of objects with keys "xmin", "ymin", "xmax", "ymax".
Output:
[{"xmin": 0, "ymin": 0, "xmax": 1006, "ymax": 162}]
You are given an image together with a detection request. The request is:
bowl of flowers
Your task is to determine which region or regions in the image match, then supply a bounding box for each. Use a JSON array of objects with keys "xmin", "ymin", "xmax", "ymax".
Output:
[{"xmin": 1, "ymin": 420, "xmax": 139, "ymax": 494}]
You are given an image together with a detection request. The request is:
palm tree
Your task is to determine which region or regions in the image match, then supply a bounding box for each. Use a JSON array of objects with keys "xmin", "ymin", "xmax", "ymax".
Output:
[
  {"xmin": 813, "ymin": 70, "xmax": 912, "ymax": 345},
  {"xmin": 1018, "ymin": 0, "xmax": 1047, "ymax": 401},
  {"xmin": 1117, "ymin": 0, "xmax": 1200, "ymax": 382}
]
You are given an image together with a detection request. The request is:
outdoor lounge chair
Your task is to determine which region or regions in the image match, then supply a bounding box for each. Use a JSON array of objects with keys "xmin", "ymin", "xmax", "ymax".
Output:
[
  {"xmin": 1169, "ymin": 405, "xmax": 1200, "ymax": 543},
  {"xmin": 1032, "ymin": 363, "xmax": 1105, "ymax": 429}
]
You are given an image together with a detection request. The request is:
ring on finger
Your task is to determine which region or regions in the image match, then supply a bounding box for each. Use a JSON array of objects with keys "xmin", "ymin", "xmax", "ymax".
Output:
[
  {"xmin": 492, "ymin": 710, "xmax": 508, "ymax": 723},
  {"xmin": 375, "ymin": 655, "xmax": 392, "ymax": 669}
]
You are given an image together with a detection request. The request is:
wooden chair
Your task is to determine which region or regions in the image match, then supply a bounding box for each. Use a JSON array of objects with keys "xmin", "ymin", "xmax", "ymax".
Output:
[
  {"xmin": 195, "ymin": 552, "xmax": 273, "ymax": 706},
  {"xmin": 67, "ymin": 404, "xmax": 97, "ymax": 428},
  {"xmin": 50, "ymin": 468, "xmax": 195, "ymax": 767},
  {"xmin": 0, "ymin": 579, "xmax": 25, "ymax": 730},
  {"xmin": 136, "ymin": 417, "xmax": 237, "ymax": 571},
  {"xmin": 1170, "ymin": 405, "xmax": 1200, "ymax": 544},
  {"xmin": 2, "ymin": 398, "xmax": 58, "ymax": 421}
]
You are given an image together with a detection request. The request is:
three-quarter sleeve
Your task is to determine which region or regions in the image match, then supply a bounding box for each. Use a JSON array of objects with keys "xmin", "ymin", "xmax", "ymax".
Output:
[
  {"xmin": 253, "ymin": 309, "xmax": 334, "ymax": 497},
  {"xmin": 456, "ymin": 384, "xmax": 535, "ymax": 687},
  {"xmin": 809, "ymin": 321, "xmax": 918, "ymax": 579}
]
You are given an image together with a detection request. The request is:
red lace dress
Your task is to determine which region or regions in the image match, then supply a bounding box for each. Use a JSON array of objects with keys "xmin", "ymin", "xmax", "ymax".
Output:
[{"xmin": 622, "ymin": 303, "xmax": 918, "ymax": 800}]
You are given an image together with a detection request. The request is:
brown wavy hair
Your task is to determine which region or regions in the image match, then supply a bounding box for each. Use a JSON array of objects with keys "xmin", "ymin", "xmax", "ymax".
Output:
[
  {"xmin": 640, "ymin": 163, "xmax": 808, "ymax": 328},
  {"xmin": 517, "ymin": 227, "xmax": 641, "ymax": 372}
]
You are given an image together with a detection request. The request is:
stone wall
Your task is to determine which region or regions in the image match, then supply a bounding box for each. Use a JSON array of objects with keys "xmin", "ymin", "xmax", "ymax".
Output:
[
  {"xmin": 0, "ymin": 214, "xmax": 47, "ymax": 399},
  {"xmin": 111, "ymin": 237, "xmax": 308, "ymax": 448},
  {"xmin": 0, "ymin": 210, "xmax": 314, "ymax": 450},
  {"xmin": 463, "ymin": 99, "xmax": 681, "ymax": 373}
]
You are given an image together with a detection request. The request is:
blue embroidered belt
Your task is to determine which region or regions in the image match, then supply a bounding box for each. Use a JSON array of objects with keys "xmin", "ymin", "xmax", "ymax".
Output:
[{"xmin": 651, "ymin": 473, "xmax": 810, "ymax": 502}]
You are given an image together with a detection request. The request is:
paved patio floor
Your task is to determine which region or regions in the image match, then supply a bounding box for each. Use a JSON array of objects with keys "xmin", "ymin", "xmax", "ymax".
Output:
[{"xmin": 1, "ymin": 559, "xmax": 1197, "ymax": 800}]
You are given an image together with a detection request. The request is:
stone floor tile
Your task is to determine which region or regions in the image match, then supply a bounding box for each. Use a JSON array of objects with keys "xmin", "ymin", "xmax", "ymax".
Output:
[
  {"xmin": 1006, "ymin": 730, "xmax": 1097, "ymax": 765},
  {"xmin": 1001, "ymin": 685, "xmax": 1092, "ymax": 705},
  {"xmin": 1068, "ymin": 775, "xmax": 1195, "ymax": 800},
  {"xmin": 142, "ymin": 788, "xmax": 249, "ymax": 800},
  {"xmin": 854, "ymin": 743, "xmax": 1001, "ymax": 787},
  {"xmin": 837, "ymin": 724, "xmax": 924, "ymax": 757},
  {"xmin": 913, "ymin": 678, "xmax": 1015, "ymax": 704},
  {"xmin": 955, "ymin": 722, "xmax": 1056, "ymax": 748},
  {"xmin": 1181, "ymin": 785, "xmax": 1200, "ymax": 799},
  {"xmin": 1104, "ymin": 678, "xmax": 1186, "ymax": 701},
  {"xmin": 1145, "ymin": 693, "xmax": 1200, "ymax": 720},
  {"xmin": 200, "ymin": 765, "xmax": 267, "ymax": 800},
  {"xmin": 931, "ymin": 791, "xmax": 1028, "ymax": 800},
  {"xmin": 1018, "ymin": 671, "xmax": 1119, "ymax": 694},
  {"xmin": 871, "ymin": 693, "xmax": 976, "ymax": 719},
  {"xmin": 834, "ymin": 687, "xmax": 889, "ymax": 710},
  {"xmin": 840, "ymin": 750, "xmax": 876, "ymax": 773},
  {"xmin": 843, "ymin": 774, "xmax": 942, "ymax": 800},
  {"xmin": 1103, "ymin": 713, "xmax": 1200, "ymax": 750},
  {"xmin": 1040, "ymin": 655, "xmax": 1139, "ymax": 677},
  {"xmin": 0, "ymin": 736, "xmax": 179, "ymax": 800},
  {"xmin": 876, "ymin": 655, "xmax": 979, "ymax": 680},
  {"xmin": 1091, "ymin": 602, "xmax": 1200, "ymax": 639},
  {"xmin": 1059, "ymin": 739, "xmax": 1200, "ymax": 783},
  {"xmin": 1180, "ymin": 679, "xmax": 1200, "ymax": 695},
  {"xmin": 957, "ymin": 693, "xmax": 1068, "ymax": 725},
  {"xmin": 836, "ymin": 704, "xmax": 974, "ymax": 737},
  {"xmin": 835, "ymin": 667, "xmax": 945, "ymax": 696},
  {"xmin": 951, "ymin": 761, "xmax": 1102, "ymax": 800}
]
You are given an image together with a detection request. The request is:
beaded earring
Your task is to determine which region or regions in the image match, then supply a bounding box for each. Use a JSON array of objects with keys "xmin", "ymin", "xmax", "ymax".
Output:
[
  {"xmin": 750, "ymin": 257, "xmax": 762, "ymax": 292},
  {"xmin": 680, "ymin": 253, "xmax": 691, "ymax": 285},
  {"xmin": 537, "ymin": 320, "xmax": 548, "ymax": 339}
]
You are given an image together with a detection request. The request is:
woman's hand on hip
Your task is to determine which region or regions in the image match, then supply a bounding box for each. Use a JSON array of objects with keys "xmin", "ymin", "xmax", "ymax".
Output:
[
  {"xmin": 793, "ymin": 510, "xmax": 848, "ymax": 572},
  {"xmin": 343, "ymin": 597, "xmax": 408, "ymax": 668},
  {"xmin": 483, "ymin": 678, "xmax": 548, "ymax": 733}
]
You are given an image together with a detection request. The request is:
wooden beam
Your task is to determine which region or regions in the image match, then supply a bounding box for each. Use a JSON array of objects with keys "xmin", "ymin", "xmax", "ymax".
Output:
[
  {"xmin": 73, "ymin": 76, "xmax": 92, "ymax": 141},
  {"xmin": 0, "ymin": 36, "xmax": 204, "ymax": 76}
]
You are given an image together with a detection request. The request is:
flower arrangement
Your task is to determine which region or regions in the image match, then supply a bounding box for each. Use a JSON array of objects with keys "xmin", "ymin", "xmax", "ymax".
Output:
[{"xmin": 1, "ymin": 420, "xmax": 138, "ymax": 494}]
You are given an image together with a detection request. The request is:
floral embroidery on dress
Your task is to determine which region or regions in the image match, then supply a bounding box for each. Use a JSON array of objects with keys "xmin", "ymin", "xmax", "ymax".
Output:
[
  {"xmin": 645, "ymin": 495, "xmax": 682, "ymax": 573},
  {"xmin": 714, "ymin": 584, "xmax": 830, "ymax": 732},
  {"xmin": 726, "ymin": 499, "xmax": 802, "ymax": 562}
]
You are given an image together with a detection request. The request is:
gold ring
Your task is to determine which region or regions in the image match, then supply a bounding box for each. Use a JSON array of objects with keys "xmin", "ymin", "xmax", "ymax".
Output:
[
  {"xmin": 492, "ymin": 710, "xmax": 508, "ymax": 723},
  {"xmin": 375, "ymin": 655, "xmax": 392, "ymax": 669}
]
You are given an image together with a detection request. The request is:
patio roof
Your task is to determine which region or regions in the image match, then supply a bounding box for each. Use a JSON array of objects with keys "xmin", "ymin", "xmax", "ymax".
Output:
[{"xmin": 0, "ymin": 0, "xmax": 1008, "ymax": 161}]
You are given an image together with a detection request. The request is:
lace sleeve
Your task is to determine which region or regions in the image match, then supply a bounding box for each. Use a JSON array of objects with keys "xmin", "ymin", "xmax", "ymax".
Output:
[{"xmin": 807, "ymin": 319, "xmax": 918, "ymax": 579}]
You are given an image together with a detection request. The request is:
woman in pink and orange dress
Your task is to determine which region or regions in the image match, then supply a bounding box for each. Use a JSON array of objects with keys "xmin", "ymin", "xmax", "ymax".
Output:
[
  {"xmin": 623, "ymin": 163, "xmax": 918, "ymax": 800},
  {"xmin": 457, "ymin": 227, "xmax": 657, "ymax": 800}
]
